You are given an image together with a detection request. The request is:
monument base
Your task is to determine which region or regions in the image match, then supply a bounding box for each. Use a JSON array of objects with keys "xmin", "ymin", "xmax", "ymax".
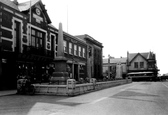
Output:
[{"xmin": 50, "ymin": 56, "xmax": 69, "ymax": 85}]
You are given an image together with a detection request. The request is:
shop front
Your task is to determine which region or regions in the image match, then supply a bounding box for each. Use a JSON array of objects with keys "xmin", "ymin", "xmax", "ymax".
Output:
[
  {"xmin": 67, "ymin": 60, "xmax": 86, "ymax": 82},
  {"xmin": 8, "ymin": 50, "xmax": 54, "ymax": 89}
]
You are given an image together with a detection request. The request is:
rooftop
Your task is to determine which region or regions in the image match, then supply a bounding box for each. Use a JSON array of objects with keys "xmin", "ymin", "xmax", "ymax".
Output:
[
  {"xmin": 18, "ymin": 0, "xmax": 40, "ymax": 11},
  {"xmin": 0, "ymin": 0, "xmax": 19, "ymax": 11},
  {"xmin": 103, "ymin": 57, "xmax": 127, "ymax": 64}
]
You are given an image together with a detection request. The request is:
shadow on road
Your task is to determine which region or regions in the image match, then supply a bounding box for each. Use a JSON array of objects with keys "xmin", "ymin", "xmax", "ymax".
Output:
[
  {"xmin": 110, "ymin": 90, "xmax": 159, "ymax": 103},
  {"xmin": 0, "ymin": 94, "xmax": 73, "ymax": 115}
]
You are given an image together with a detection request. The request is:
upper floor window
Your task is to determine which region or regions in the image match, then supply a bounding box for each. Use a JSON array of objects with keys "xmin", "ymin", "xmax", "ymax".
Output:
[
  {"xmin": 134, "ymin": 62, "xmax": 138, "ymax": 68},
  {"xmin": 83, "ymin": 48, "xmax": 85, "ymax": 58},
  {"xmin": 31, "ymin": 29, "xmax": 43, "ymax": 48},
  {"xmin": 140, "ymin": 62, "xmax": 144, "ymax": 68},
  {"xmin": 74, "ymin": 44, "xmax": 77, "ymax": 56},
  {"xmin": 89, "ymin": 46, "xmax": 92, "ymax": 57},
  {"xmin": 64, "ymin": 40, "xmax": 67, "ymax": 53},
  {"xmin": 79, "ymin": 46, "xmax": 81, "ymax": 57},
  {"xmin": 69, "ymin": 42, "xmax": 72, "ymax": 54},
  {"xmin": 148, "ymin": 63, "xmax": 154, "ymax": 68},
  {"xmin": 55, "ymin": 36, "xmax": 58, "ymax": 56}
]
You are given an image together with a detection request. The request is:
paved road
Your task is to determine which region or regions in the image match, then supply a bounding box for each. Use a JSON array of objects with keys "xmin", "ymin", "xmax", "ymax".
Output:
[{"xmin": 1, "ymin": 82, "xmax": 168, "ymax": 115}]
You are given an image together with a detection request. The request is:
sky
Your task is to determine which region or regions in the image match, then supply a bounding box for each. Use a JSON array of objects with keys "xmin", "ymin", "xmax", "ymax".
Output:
[{"xmin": 18, "ymin": 0, "xmax": 168, "ymax": 74}]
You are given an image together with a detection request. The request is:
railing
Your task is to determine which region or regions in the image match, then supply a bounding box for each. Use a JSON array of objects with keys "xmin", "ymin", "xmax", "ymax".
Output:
[{"xmin": 23, "ymin": 46, "xmax": 54, "ymax": 58}]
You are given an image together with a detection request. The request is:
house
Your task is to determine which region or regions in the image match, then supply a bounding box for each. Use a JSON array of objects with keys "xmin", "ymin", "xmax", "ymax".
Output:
[
  {"xmin": 127, "ymin": 51, "xmax": 159, "ymax": 80},
  {"xmin": 103, "ymin": 57, "xmax": 127, "ymax": 79}
]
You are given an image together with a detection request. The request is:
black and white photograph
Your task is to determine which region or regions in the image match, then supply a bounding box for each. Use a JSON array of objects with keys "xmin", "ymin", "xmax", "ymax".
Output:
[{"xmin": 0, "ymin": 0, "xmax": 168, "ymax": 115}]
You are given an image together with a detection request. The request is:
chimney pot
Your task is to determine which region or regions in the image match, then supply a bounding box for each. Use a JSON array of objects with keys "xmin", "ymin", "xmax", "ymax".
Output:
[{"xmin": 12, "ymin": 0, "xmax": 18, "ymax": 5}]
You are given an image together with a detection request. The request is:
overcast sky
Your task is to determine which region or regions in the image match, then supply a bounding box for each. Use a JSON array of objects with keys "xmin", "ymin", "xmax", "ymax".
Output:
[{"xmin": 18, "ymin": 0, "xmax": 168, "ymax": 74}]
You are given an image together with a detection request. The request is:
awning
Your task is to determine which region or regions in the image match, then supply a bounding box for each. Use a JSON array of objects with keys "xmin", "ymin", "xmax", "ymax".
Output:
[{"xmin": 127, "ymin": 72, "xmax": 154, "ymax": 75}]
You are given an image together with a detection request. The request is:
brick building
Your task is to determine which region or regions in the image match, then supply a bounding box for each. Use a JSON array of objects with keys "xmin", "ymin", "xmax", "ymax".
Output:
[
  {"xmin": 0, "ymin": 0, "xmax": 90, "ymax": 90},
  {"xmin": 76, "ymin": 34, "xmax": 103, "ymax": 80}
]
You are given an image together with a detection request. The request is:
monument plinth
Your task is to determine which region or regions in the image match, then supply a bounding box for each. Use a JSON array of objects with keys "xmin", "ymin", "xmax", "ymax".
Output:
[{"xmin": 50, "ymin": 23, "xmax": 69, "ymax": 85}]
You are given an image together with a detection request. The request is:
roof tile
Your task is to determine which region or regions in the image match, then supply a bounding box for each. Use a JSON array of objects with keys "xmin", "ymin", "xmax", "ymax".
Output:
[{"xmin": 0, "ymin": 0, "xmax": 19, "ymax": 11}]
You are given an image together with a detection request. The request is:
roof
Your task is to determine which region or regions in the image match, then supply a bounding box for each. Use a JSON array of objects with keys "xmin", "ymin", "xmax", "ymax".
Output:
[
  {"xmin": 48, "ymin": 24, "xmax": 58, "ymax": 30},
  {"xmin": 128, "ymin": 52, "xmax": 156, "ymax": 62},
  {"xmin": 64, "ymin": 32, "xmax": 86, "ymax": 44},
  {"xmin": 0, "ymin": 0, "xmax": 19, "ymax": 11},
  {"xmin": 75, "ymin": 34, "xmax": 103, "ymax": 47},
  {"xmin": 18, "ymin": 0, "xmax": 40, "ymax": 11},
  {"xmin": 103, "ymin": 58, "xmax": 127, "ymax": 64}
]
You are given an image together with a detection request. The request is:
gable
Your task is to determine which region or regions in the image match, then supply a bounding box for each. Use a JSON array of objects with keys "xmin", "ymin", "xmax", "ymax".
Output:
[
  {"xmin": 131, "ymin": 54, "xmax": 147, "ymax": 63},
  {"xmin": 129, "ymin": 52, "xmax": 149, "ymax": 63},
  {"xmin": 18, "ymin": 0, "xmax": 51, "ymax": 24}
]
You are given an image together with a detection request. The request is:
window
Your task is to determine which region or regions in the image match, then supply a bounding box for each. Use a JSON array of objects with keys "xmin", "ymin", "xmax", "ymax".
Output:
[
  {"xmin": 79, "ymin": 46, "xmax": 81, "ymax": 57},
  {"xmin": 74, "ymin": 44, "xmax": 77, "ymax": 55},
  {"xmin": 140, "ymin": 62, "xmax": 144, "ymax": 68},
  {"xmin": 64, "ymin": 40, "xmax": 67, "ymax": 53},
  {"xmin": 31, "ymin": 36, "xmax": 35, "ymax": 47},
  {"xmin": 89, "ymin": 46, "xmax": 92, "ymax": 57},
  {"xmin": 83, "ymin": 48, "xmax": 85, "ymax": 58},
  {"xmin": 55, "ymin": 36, "xmax": 58, "ymax": 56},
  {"xmin": 69, "ymin": 42, "xmax": 72, "ymax": 54},
  {"xmin": 32, "ymin": 30, "xmax": 35, "ymax": 35},
  {"xmin": 134, "ymin": 62, "xmax": 138, "ymax": 68},
  {"xmin": 31, "ymin": 29, "xmax": 43, "ymax": 48}
]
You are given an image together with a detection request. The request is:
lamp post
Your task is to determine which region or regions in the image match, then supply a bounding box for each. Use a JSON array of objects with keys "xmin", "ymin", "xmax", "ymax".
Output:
[{"xmin": 108, "ymin": 55, "xmax": 110, "ymax": 79}]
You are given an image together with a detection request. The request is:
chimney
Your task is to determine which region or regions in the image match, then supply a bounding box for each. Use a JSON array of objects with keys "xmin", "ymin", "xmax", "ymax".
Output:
[{"xmin": 12, "ymin": 0, "xmax": 18, "ymax": 5}]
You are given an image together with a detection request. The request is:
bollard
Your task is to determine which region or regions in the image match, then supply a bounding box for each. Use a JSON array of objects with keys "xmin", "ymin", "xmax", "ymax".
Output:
[
  {"xmin": 90, "ymin": 78, "xmax": 97, "ymax": 90},
  {"xmin": 66, "ymin": 79, "xmax": 76, "ymax": 96}
]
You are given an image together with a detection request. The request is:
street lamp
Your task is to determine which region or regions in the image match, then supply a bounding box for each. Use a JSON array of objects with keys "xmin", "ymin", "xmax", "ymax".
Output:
[{"xmin": 108, "ymin": 55, "xmax": 111, "ymax": 79}]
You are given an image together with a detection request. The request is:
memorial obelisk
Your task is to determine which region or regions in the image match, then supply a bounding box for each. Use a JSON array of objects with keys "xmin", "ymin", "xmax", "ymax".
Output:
[{"xmin": 53, "ymin": 23, "xmax": 67, "ymax": 72}]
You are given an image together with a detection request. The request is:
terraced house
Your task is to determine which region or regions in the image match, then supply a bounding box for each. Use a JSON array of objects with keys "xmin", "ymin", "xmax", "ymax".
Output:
[{"xmin": 0, "ymin": 0, "xmax": 103, "ymax": 90}]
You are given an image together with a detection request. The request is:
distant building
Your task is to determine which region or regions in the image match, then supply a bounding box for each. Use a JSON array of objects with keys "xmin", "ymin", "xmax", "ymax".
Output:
[
  {"xmin": 127, "ymin": 51, "xmax": 159, "ymax": 80},
  {"xmin": 103, "ymin": 57, "xmax": 127, "ymax": 79},
  {"xmin": 76, "ymin": 34, "xmax": 103, "ymax": 80}
]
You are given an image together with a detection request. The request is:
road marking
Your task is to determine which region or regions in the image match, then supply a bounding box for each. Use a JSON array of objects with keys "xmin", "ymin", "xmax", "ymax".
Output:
[
  {"xmin": 162, "ymin": 83, "xmax": 168, "ymax": 89},
  {"xmin": 90, "ymin": 97, "xmax": 108, "ymax": 104}
]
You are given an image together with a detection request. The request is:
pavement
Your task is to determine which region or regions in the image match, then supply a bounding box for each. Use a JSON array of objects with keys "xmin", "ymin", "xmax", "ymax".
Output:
[{"xmin": 0, "ymin": 90, "xmax": 17, "ymax": 96}]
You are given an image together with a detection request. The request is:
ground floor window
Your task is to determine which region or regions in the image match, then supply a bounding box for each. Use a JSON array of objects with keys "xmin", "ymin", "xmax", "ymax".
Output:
[{"xmin": 16, "ymin": 62, "xmax": 54, "ymax": 83}]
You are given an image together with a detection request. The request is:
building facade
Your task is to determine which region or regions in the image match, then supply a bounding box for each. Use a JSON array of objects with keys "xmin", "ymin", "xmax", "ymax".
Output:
[
  {"xmin": 127, "ymin": 51, "xmax": 159, "ymax": 80},
  {"xmin": 0, "ymin": 0, "xmax": 59, "ymax": 90},
  {"xmin": 103, "ymin": 57, "xmax": 127, "ymax": 79},
  {"xmin": 63, "ymin": 32, "xmax": 87, "ymax": 81},
  {"xmin": 76, "ymin": 34, "xmax": 103, "ymax": 80},
  {"xmin": 0, "ymin": 0, "xmax": 89, "ymax": 90}
]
